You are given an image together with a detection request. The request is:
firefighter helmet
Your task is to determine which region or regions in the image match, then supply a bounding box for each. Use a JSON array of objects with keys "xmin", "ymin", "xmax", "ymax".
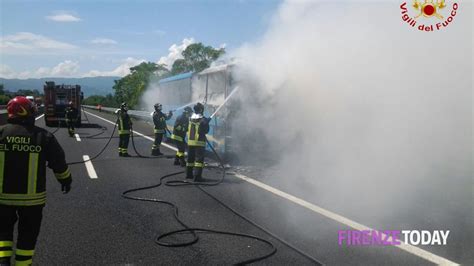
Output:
[
  {"xmin": 193, "ymin": 102, "xmax": 204, "ymax": 114},
  {"xmin": 183, "ymin": 107, "xmax": 193, "ymax": 114},
  {"xmin": 7, "ymin": 96, "xmax": 37, "ymax": 119},
  {"xmin": 154, "ymin": 103, "xmax": 162, "ymax": 111}
]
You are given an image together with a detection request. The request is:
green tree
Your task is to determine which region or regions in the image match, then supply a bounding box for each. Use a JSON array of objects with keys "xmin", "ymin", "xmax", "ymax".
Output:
[
  {"xmin": 13, "ymin": 89, "xmax": 41, "ymax": 97},
  {"xmin": 113, "ymin": 62, "xmax": 169, "ymax": 108},
  {"xmin": 108, "ymin": 43, "xmax": 224, "ymax": 109},
  {"xmin": 83, "ymin": 94, "xmax": 119, "ymax": 107},
  {"xmin": 170, "ymin": 59, "xmax": 188, "ymax": 75},
  {"xmin": 83, "ymin": 95, "xmax": 105, "ymax": 106},
  {"xmin": 0, "ymin": 95, "xmax": 10, "ymax": 105},
  {"xmin": 171, "ymin": 43, "xmax": 225, "ymax": 75}
]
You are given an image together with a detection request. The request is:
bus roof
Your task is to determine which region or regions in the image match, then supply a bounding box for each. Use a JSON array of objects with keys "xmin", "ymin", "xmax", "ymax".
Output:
[
  {"xmin": 198, "ymin": 64, "xmax": 229, "ymax": 75},
  {"xmin": 159, "ymin": 72, "xmax": 193, "ymax": 84}
]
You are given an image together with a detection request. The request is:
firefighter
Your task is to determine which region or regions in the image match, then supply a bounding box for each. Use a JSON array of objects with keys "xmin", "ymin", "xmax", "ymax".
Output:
[
  {"xmin": 116, "ymin": 102, "xmax": 132, "ymax": 157},
  {"xmin": 0, "ymin": 96, "xmax": 72, "ymax": 266},
  {"xmin": 186, "ymin": 103, "xmax": 211, "ymax": 181},
  {"xmin": 65, "ymin": 101, "xmax": 78, "ymax": 137},
  {"xmin": 151, "ymin": 103, "xmax": 172, "ymax": 156},
  {"xmin": 170, "ymin": 107, "xmax": 193, "ymax": 166}
]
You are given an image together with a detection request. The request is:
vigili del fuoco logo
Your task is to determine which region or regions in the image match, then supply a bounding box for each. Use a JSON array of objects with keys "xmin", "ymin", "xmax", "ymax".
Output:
[{"xmin": 400, "ymin": 0, "xmax": 458, "ymax": 32}]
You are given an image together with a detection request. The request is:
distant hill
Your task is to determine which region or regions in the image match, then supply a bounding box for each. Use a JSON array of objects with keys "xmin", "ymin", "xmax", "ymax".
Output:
[{"xmin": 0, "ymin": 76, "xmax": 119, "ymax": 96}]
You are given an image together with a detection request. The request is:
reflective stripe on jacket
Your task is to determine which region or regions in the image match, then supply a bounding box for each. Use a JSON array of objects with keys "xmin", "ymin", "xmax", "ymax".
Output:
[
  {"xmin": 187, "ymin": 117, "xmax": 209, "ymax": 147},
  {"xmin": 0, "ymin": 123, "xmax": 70, "ymax": 206},
  {"xmin": 171, "ymin": 113, "xmax": 189, "ymax": 143},
  {"xmin": 117, "ymin": 110, "xmax": 131, "ymax": 134},
  {"xmin": 152, "ymin": 111, "xmax": 171, "ymax": 132},
  {"xmin": 65, "ymin": 107, "xmax": 78, "ymax": 122}
]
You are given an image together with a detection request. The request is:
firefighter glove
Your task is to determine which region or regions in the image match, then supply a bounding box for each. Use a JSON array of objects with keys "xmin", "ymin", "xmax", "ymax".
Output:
[{"xmin": 60, "ymin": 177, "xmax": 72, "ymax": 194}]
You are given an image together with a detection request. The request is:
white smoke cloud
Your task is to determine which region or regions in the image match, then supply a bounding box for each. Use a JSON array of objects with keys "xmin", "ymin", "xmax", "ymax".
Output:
[
  {"xmin": 152, "ymin": 29, "xmax": 166, "ymax": 36},
  {"xmin": 0, "ymin": 64, "xmax": 17, "ymax": 79},
  {"xmin": 84, "ymin": 57, "xmax": 146, "ymax": 77},
  {"xmin": 90, "ymin": 38, "xmax": 118, "ymax": 45},
  {"xmin": 1, "ymin": 57, "xmax": 145, "ymax": 79},
  {"xmin": 40, "ymin": 60, "xmax": 80, "ymax": 78},
  {"xmin": 157, "ymin": 38, "xmax": 195, "ymax": 69},
  {"xmin": 0, "ymin": 60, "xmax": 80, "ymax": 78},
  {"xmin": 231, "ymin": 0, "xmax": 472, "ymax": 222},
  {"xmin": 0, "ymin": 32, "xmax": 77, "ymax": 54},
  {"xmin": 46, "ymin": 11, "xmax": 81, "ymax": 22}
]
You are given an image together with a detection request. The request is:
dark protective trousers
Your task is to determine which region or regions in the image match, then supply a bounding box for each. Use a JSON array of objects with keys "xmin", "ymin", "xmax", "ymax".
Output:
[
  {"xmin": 66, "ymin": 119, "xmax": 75, "ymax": 136},
  {"xmin": 186, "ymin": 146, "xmax": 205, "ymax": 179},
  {"xmin": 0, "ymin": 205, "xmax": 44, "ymax": 265},
  {"xmin": 152, "ymin": 133, "xmax": 164, "ymax": 152},
  {"xmin": 175, "ymin": 140, "xmax": 186, "ymax": 157},
  {"xmin": 118, "ymin": 133, "xmax": 130, "ymax": 154},
  {"xmin": 174, "ymin": 140, "xmax": 186, "ymax": 166}
]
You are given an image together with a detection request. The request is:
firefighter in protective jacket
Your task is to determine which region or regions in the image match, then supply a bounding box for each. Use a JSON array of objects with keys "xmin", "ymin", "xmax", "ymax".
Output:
[
  {"xmin": 186, "ymin": 103, "xmax": 210, "ymax": 181},
  {"xmin": 0, "ymin": 96, "xmax": 72, "ymax": 266},
  {"xmin": 116, "ymin": 103, "xmax": 132, "ymax": 157},
  {"xmin": 64, "ymin": 101, "xmax": 78, "ymax": 137},
  {"xmin": 170, "ymin": 107, "xmax": 192, "ymax": 166},
  {"xmin": 151, "ymin": 103, "xmax": 172, "ymax": 156}
]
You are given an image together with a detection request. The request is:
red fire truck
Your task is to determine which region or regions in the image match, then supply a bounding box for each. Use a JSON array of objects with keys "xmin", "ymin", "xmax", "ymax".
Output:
[{"xmin": 43, "ymin": 81, "xmax": 83, "ymax": 127}]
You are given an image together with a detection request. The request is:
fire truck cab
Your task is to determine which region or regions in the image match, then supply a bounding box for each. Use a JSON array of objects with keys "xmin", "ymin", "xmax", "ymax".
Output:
[{"xmin": 43, "ymin": 81, "xmax": 82, "ymax": 127}]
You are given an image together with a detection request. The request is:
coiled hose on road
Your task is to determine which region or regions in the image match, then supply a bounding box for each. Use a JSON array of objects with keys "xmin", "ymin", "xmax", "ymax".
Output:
[
  {"xmin": 66, "ymin": 108, "xmax": 116, "ymax": 165},
  {"xmin": 124, "ymin": 129, "xmax": 323, "ymax": 265},
  {"xmin": 55, "ymin": 110, "xmax": 322, "ymax": 264}
]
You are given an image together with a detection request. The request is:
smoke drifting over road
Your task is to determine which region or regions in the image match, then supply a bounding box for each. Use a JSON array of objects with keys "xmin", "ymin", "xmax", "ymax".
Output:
[{"xmin": 230, "ymin": 0, "xmax": 472, "ymax": 220}]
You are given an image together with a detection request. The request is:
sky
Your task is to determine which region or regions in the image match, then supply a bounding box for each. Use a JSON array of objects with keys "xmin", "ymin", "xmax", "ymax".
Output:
[{"xmin": 0, "ymin": 0, "xmax": 281, "ymax": 79}]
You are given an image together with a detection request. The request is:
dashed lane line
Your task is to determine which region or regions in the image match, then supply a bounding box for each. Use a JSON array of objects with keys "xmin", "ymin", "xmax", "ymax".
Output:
[
  {"xmin": 83, "ymin": 110, "xmax": 458, "ymax": 265},
  {"xmin": 233, "ymin": 173, "xmax": 458, "ymax": 265},
  {"xmin": 75, "ymin": 134, "xmax": 81, "ymax": 142},
  {"xmin": 84, "ymin": 110, "xmax": 176, "ymax": 150},
  {"xmin": 83, "ymin": 155, "xmax": 98, "ymax": 179}
]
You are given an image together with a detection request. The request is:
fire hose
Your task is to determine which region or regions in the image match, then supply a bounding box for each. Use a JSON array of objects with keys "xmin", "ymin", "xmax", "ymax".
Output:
[
  {"xmin": 60, "ymin": 107, "xmax": 322, "ymax": 264},
  {"xmin": 123, "ymin": 130, "xmax": 323, "ymax": 265}
]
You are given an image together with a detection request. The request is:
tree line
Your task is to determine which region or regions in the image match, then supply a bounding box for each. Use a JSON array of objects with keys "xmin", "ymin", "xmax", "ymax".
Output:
[
  {"xmin": 83, "ymin": 42, "xmax": 225, "ymax": 109},
  {"xmin": 0, "ymin": 85, "xmax": 43, "ymax": 105}
]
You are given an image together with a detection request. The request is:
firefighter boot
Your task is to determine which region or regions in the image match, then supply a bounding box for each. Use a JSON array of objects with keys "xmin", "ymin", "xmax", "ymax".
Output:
[
  {"xmin": 173, "ymin": 155, "xmax": 180, "ymax": 165},
  {"xmin": 0, "ymin": 257, "xmax": 10, "ymax": 266},
  {"xmin": 185, "ymin": 166, "xmax": 194, "ymax": 179},
  {"xmin": 151, "ymin": 148, "xmax": 163, "ymax": 156},
  {"xmin": 179, "ymin": 157, "xmax": 186, "ymax": 167},
  {"xmin": 194, "ymin": 168, "xmax": 204, "ymax": 182}
]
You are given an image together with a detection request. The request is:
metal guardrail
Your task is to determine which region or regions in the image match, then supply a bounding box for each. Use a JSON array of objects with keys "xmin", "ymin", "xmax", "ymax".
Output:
[
  {"xmin": 82, "ymin": 105, "xmax": 154, "ymax": 122},
  {"xmin": 0, "ymin": 106, "xmax": 44, "ymax": 115},
  {"xmin": 82, "ymin": 105, "xmax": 228, "ymax": 157}
]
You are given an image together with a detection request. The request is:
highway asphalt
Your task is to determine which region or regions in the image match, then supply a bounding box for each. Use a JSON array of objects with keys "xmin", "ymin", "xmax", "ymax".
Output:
[{"xmin": 26, "ymin": 108, "xmax": 472, "ymax": 265}]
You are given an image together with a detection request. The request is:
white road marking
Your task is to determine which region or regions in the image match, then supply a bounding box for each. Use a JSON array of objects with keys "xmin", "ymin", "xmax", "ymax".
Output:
[
  {"xmin": 35, "ymin": 114, "xmax": 45, "ymax": 120},
  {"xmin": 84, "ymin": 111, "xmax": 177, "ymax": 151},
  {"xmin": 83, "ymin": 155, "xmax": 98, "ymax": 179},
  {"xmin": 233, "ymin": 174, "xmax": 458, "ymax": 265},
  {"xmin": 83, "ymin": 110, "xmax": 458, "ymax": 265},
  {"xmin": 75, "ymin": 134, "xmax": 81, "ymax": 142}
]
